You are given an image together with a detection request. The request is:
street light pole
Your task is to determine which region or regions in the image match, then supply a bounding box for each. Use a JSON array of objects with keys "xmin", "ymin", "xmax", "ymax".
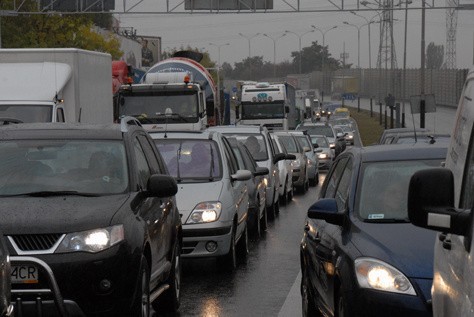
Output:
[
  {"xmin": 239, "ymin": 32, "xmax": 260, "ymax": 79},
  {"xmin": 209, "ymin": 42, "xmax": 230, "ymax": 124},
  {"xmin": 263, "ymin": 33, "xmax": 286, "ymax": 77},
  {"xmin": 343, "ymin": 22, "xmax": 361, "ymax": 68},
  {"xmin": 312, "ymin": 25, "xmax": 338, "ymax": 101},
  {"xmin": 285, "ymin": 29, "xmax": 314, "ymax": 74}
]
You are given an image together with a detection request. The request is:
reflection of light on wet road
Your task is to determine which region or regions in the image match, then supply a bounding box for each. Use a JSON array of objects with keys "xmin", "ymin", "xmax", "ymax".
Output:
[{"xmin": 201, "ymin": 298, "xmax": 221, "ymax": 317}]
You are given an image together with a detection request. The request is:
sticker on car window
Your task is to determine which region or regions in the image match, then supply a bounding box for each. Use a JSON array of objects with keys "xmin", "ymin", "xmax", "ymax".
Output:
[{"xmin": 368, "ymin": 214, "xmax": 385, "ymax": 220}]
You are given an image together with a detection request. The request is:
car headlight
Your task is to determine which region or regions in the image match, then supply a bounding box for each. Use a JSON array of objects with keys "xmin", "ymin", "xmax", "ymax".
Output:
[
  {"xmin": 187, "ymin": 201, "xmax": 222, "ymax": 224},
  {"xmin": 347, "ymin": 135, "xmax": 354, "ymax": 139},
  {"xmin": 56, "ymin": 225, "xmax": 124, "ymax": 253},
  {"xmin": 319, "ymin": 153, "xmax": 328, "ymax": 159},
  {"xmin": 292, "ymin": 159, "xmax": 301, "ymax": 167},
  {"xmin": 329, "ymin": 143, "xmax": 335, "ymax": 148},
  {"xmin": 355, "ymin": 258, "xmax": 416, "ymax": 295}
]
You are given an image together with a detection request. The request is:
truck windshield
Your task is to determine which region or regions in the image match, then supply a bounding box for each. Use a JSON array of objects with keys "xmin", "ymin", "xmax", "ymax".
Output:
[
  {"xmin": 0, "ymin": 140, "xmax": 128, "ymax": 196},
  {"xmin": 241, "ymin": 102, "xmax": 285, "ymax": 119},
  {"xmin": 0, "ymin": 105, "xmax": 52, "ymax": 123},
  {"xmin": 120, "ymin": 92, "xmax": 199, "ymax": 124}
]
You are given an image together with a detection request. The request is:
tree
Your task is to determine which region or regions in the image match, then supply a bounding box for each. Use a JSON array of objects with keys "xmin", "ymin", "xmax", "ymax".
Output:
[
  {"xmin": 1, "ymin": 0, "xmax": 122, "ymax": 59},
  {"xmin": 426, "ymin": 42, "xmax": 444, "ymax": 69},
  {"xmin": 290, "ymin": 41, "xmax": 341, "ymax": 73}
]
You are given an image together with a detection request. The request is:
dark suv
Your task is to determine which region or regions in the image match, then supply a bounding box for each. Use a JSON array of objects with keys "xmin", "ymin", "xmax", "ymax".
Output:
[{"xmin": 0, "ymin": 118, "xmax": 181, "ymax": 316}]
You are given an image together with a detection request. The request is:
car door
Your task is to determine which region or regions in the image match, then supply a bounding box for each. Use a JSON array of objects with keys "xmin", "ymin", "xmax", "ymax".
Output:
[
  {"xmin": 133, "ymin": 134, "xmax": 170, "ymax": 271},
  {"xmin": 307, "ymin": 156, "xmax": 352, "ymax": 311},
  {"xmin": 221, "ymin": 137, "xmax": 249, "ymax": 237}
]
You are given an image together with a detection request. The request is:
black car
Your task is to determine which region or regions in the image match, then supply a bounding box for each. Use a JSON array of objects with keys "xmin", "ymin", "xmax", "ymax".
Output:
[
  {"xmin": 0, "ymin": 118, "xmax": 181, "ymax": 316},
  {"xmin": 0, "ymin": 235, "xmax": 12, "ymax": 317},
  {"xmin": 300, "ymin": 144, "xmax": 447, "ymax": 317}
]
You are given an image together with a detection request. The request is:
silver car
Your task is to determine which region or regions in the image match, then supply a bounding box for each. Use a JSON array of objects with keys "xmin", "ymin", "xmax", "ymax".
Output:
[
  {"xmin": 152, "ymin": 130, "xmax": 252, "ymax": 271},
  {"xmin": 271, "ymin": 131, "xmax": 309, "ymax": 193},
  {"xmin": 270, "ymin": 134, "xmax": 295, "ymax": 205},
  {"xmin": 290, "ymin": 130, "xmax": 320, "ymax": 186},
  {"xmin": 310, "ymin": 135, "xmax": 334, "ymax": 170},
  {"xmin": 208, "ymin": 125, "xmax": 285, "ymax": 218}
]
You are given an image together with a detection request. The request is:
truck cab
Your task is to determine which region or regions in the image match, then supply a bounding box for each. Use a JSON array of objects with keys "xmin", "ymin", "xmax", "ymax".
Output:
[{"xmin": 407, "ymin": 68, "xmax": 474, "ymax": 316}]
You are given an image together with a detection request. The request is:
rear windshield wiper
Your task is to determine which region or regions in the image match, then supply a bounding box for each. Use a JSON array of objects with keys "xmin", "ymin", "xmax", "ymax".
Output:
[
  {"xmin": 3, "ymin": 191, "xmax": 101, "ymax": 197},
  {"xmin": 364, "ymin": 218, "xmax": 410, "ymax": 223}
]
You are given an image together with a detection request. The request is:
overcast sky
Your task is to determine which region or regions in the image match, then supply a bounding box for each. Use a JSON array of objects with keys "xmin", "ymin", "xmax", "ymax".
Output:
[{"xmin": 114, "ymin": 0, "xmax": 474, "ymax": 69}]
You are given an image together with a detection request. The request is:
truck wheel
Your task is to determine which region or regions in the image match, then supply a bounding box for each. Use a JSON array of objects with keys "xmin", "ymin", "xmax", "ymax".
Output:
[
  {"xmin": 132, "ymin": 256, "xmax": 150, "ymax": 317},
  {"xmin": 152, "ymin": 241, "xmax": 181, "ymax": 313}
]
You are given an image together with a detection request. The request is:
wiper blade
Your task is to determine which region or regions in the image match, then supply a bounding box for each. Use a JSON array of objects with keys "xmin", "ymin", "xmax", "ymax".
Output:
[
  {"xmin": 364, "ymin": 218, "xmax": 410, "ymax": 223},
  {"xmin": 6, "ymin": 191, "xmax": 101, "ymax": 197}
]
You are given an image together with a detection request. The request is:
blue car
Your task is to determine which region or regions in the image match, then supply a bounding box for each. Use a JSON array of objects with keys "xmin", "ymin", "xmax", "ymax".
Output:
[{"xmin": 300, "ymin": 144, "xmax": 447, "ymax": 317}]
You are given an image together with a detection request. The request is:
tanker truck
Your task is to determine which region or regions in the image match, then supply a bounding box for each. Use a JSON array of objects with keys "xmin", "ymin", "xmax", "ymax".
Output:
[{"xmin": 116, "ymin": 51, "xmax": 217, "ymax": 131}]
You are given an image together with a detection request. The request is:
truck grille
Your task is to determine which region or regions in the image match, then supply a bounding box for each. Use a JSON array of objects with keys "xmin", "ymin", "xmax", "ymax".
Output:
[{"xmin": 10, "ymin": 234, "xmax": 63, "ymax": 251}]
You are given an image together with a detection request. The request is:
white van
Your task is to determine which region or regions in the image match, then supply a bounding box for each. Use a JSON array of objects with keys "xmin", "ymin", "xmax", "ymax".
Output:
[{"xmin": 408, "ymin": 68, "xmax": 474, "ymax": 317}]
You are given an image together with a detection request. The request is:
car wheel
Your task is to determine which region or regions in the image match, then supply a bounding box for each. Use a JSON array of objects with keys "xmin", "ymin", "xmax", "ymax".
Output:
[
  {"xmin": 280, "ymin": 179, "xmax": 289, "ymax": 205},
  {"xmin": 315, "ymin": 172, "xmax": 319, "ymax": 185},
  {"xmin": 250, "ymin": 205, "xmax": 261, "ymax": 239},
  {"xmin": 304, "ymin": 178, "xmax": 309, "ymax": 192},
  {"xmin": 260, "ymin": 206, "xmax": 268, "ymax": 231},
  {"xmin": 301, "ymin": 268, "xmax": 321, "ymax": 317},
  {"xmin": 236, "ymin": 225, "xmax": 249, "ymax": 262},
  {"xmin": 217, "ymin": 224, "xmax": 237, "ymax": 272},
  {"xmin": 131, "ymin": 256, "xmax": 150, "ymax": 317},
  {"xmin": 152, "ymin": 241, "xmax": 181, "ymax": 313},
  {"xmin": 274, "ymin": 197, "xmax": 280, "ymax": 215},
  {"xmin": 288, "ymin": 187, "xmax": 294, "ymax": 201}
]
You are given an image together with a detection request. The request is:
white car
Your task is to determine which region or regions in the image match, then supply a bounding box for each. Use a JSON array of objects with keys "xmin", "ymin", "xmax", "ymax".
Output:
[
  {"xmin": 407, "ymin": 68, "xmax": 474, "ymax": 316},
  {"xmin": 152, "ymin": 130, "xmax": 252, "ymax": 271},
  {"xmin": 270, "ymin": 134, "xmax": 295, "ymax": 205},
  {"xmin": 207, "ymin": 125, "xmax": 286, "ymax": 218}
]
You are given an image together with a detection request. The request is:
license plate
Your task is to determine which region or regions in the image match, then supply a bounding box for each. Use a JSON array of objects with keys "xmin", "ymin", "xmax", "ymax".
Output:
[{"xmin": 11, "ymin": 265, "xmax": 39, "ymax": 284}]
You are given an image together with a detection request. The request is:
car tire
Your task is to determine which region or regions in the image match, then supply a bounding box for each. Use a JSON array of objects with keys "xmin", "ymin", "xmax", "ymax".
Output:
[
  {"xmin": 280, "ymin": 179, "xmax": 289, "ymax": 205},
  {"xmin": 301, "ymin": 268, "xmax": 321, "ymax": 317},
  {"xmin": 217, "ymin": 224, "xmax": 237, "ymax": 272},
  {"xmin": 260, "ymin": 206, "xmax": 268, "ymax": 232},
  {"xmin": 288, "ymin": 187, "xmax": 294, "ymax": 201},
  {"xmin": 131, "ymin": 256, "xmax": 151, "ymax": 317},
  {"xmin": 274, "ymin": 198, "xmax": 280, "ymax": 215},
  {"xmin": 236, "ymin": 225, "xmax": 249, "ymax": 262},
  {"xmin": 250, "ymin": 205, "xmax": 261, "ymax": 239},
  {"xmin": 152, "ymin": 241, "xmax": 181, "ymax": 313}
]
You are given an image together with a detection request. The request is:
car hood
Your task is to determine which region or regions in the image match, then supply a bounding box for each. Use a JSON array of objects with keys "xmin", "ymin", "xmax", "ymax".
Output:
[
  {"xmin": 0, "ymin": 194, "xmax": 130, "ymax": 235},
  {"xmin": 351, "ymin": 220, "xmax": 436, "ymax": 279},
  {"xmin": 176, "ymin": 182, "xmax": 223, "ymax": 220}
]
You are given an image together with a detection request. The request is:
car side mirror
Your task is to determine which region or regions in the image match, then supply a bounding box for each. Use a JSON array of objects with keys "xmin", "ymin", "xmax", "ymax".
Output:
[
  {"xmin": 254, "ymin": 167, "xmax": 269, "ymax": 176},
  {"xmin": 313, "ymin": 143, "xmax": 319, "ymax": 149},
  {"xmin": 307, "ymin": 198, "xmax": 345, "ymax": 226},
  {"xmin": 273, "ymin": 153, "xmax": 286, "ymax": 163},
  {"xmin": 285, "ymin": 154, "xmax": 296, "ymax": 160},
  {"xmin": 231, "ymin": 169, "xmax": 252, "ymax": 181},
  {"xmin": 148, "ymin": 174, "xmax": 178, "ymax": 198},
  {"xmin": 408, "ymin": 168, "xmax": 469, "ymax": 236}
]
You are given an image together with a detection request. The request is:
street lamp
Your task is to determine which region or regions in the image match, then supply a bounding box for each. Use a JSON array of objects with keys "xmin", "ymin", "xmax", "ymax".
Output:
[
  {"xmin": 350, "ymin": 11, "xmax": 379, "ymax": 69},
  {"xmin": 263, "ymin": 33, "xmax": 286, "ymax": 77},
  {"xmin": 311, "ymin": 25, "xmax": 338, "ymax": 101},
  {"xmin": 209, "ymin": 42, "xmax": 230, "ymax": 123},
  {"xmin": 284, "ymin": 29, "xmax": 314, "ymax": 74},
  {"xmin": 343, "ymin": 22, "xmax": 362, "ymax": 69},
  {"xmin": 239, "ymin": 32, "xmax": 260, "ymax": 79}
]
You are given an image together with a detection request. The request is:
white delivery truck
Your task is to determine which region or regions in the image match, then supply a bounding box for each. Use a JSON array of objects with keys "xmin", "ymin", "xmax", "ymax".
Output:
[{"xmin": 0, "ymin": 48, "xmax": 113, "ymax": 123}]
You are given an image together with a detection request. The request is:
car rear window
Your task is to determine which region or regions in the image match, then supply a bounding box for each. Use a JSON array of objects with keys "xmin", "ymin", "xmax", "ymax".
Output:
[
  {"xmin": 279, "ymin": 136, "xmax": 298, "ymax": 153},
  {"xmin": 298, "ymin": 125, "xmax": 334, "ymax": 138},
  {"xmin": 222, "ymin": 133, "xmax": 269, "ymax": 162}
]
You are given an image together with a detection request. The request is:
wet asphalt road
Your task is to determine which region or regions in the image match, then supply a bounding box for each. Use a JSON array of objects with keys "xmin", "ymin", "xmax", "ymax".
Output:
[{"xmin": 164, "ymin": 174, "xmax": 326, "ymax": 317}]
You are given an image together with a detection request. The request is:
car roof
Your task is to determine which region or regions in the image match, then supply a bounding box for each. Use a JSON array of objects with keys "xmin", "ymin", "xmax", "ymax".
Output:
[
  {"xmin": 207, "ymin": 125, "xmax": 267, "ymax": 133},
  {"xmin": 0, "ymin": 123, "xmax": 125, "ymax": 140},
  {"xmin": 349, "ymin": 144, "xmax": 448, "ymax": 162}
]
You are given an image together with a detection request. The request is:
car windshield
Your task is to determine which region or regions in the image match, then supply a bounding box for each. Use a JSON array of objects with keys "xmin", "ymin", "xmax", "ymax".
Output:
[
  {"xmin": 297, "ymin": 125, "xmax": 334, "ymax": 138},
  {"xmin": 222, "ymin": 133, "xmax": 269, "ymax": 161},
  {"xmin": 241, "ymin": 102, "xmax": 285, "ymax": 119},
  {"xmin": 311, "ymin": 137, "xmax": 329, "ymax": 148},
  {"xmin": 0, "ymin": 140, "xmax": 128, "ymax": 196},
  {"xmin": 155, "ymin": 139, "xmax": 222, "ymax": 182},
  {"xmin": 356, "ymin": 159, "xmax": 443, "ymax": 221},
  {"xmin": 0, "ymin": 105, "xmax": 52, "ymax": 123},
  {"xmin": 295, "ymin": 135, "xmax": 312, "ymax": 151},
  {"xmin": 278, "ymin": 135, "xmax": 298, "ymax": 153}
]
